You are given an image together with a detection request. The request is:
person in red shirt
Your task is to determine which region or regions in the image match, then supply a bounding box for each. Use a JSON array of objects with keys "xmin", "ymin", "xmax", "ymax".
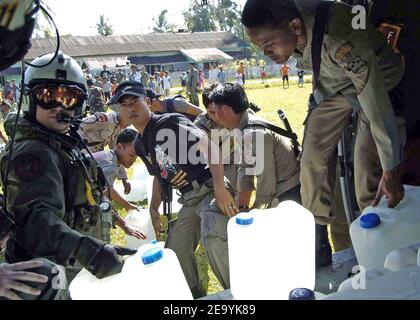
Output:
[
  {"xmin": 260, "ymin": 66, "xmax": 267, "ymax": 84},
  {"xmin": 280, "ymin": 64, "xmax": 290, "ymax": 89}
]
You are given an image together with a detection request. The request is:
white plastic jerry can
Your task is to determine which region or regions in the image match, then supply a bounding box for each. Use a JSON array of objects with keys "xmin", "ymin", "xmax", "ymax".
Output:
[
  {"xmin": 228, "ymin": 201, "xmax": 315, "ymax": 300},
  {"xmin": 350, "ymin": 185, "xmax": 420, "ymax": 269},
  {"xmin": 70, "ymin": 241, "xmax": 193, "ymax": 300},
  {"xmin": 124, "ymin": 208, "xmax": 156, "ymax": 249}
]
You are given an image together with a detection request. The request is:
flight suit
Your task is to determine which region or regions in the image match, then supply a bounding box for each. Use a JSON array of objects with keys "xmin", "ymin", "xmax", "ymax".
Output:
[
  {"xmin": 134, "ymin": 113, "xmax": 232, "ymax": 298},
  {"xmin": 1, "ymin": 118, "xmax": 109, "ymax": 283},
  {"xmin": 294, "ymin": 1, "xmax": 405, "ymax": 224},
  {"xmin": 92, "ymin": 150, "xmax": 122, "ymax": 244},
  {"xmin": 87, "ymin": 86, "xmax": 106, "ymax": 114}
]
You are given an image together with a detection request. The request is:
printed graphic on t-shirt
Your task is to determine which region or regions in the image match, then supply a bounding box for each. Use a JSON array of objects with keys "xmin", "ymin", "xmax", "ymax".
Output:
[{"xmin": 155, "ymin": 145, "xmax": 177, "ymax": 180}]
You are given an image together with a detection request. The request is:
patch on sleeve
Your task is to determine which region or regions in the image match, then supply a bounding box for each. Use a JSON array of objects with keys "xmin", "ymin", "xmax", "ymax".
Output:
[
  {"xmin": 346, "ymin": 56, "xmax": 368, "ymax": 74},
  {"xmin": 97, "ymin": 113, "xmax": 109, "ymax": 123},
  {"xmin": 335, "ymin": 42, "xmax": 353, "ymax": 60},
  {"xmin": 14, "ymin": 153, "xmax": 45, "ymax": 182}
]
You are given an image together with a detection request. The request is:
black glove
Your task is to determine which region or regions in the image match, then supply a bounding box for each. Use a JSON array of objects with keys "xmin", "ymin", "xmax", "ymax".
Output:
[
  {"xmin": 74, "ymin": 236, "xmax": 137, "ymax": 279},
  {"xmin": 111, "ymin": 245, "xmax": 137, "ymax": 256}
]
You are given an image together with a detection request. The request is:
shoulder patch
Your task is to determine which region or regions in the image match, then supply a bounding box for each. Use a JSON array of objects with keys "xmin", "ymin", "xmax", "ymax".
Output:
[
  {"xmin": 14, "ymin": 153, "xmax": 45, "ymax": 182},
  {"xmin": 97, "ymin": 113, "xmax": 109, "ymax": 123},
  {"xmin": 346, "ymin": 56, "xmax": 368, "ymax": 74},
  {"xmin": 335, "ymin": 42, "xmax": 353, "ymax": 60}
]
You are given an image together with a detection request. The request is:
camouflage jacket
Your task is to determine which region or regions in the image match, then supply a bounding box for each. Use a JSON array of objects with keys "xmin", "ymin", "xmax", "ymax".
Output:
[
  {"xmin": 88, "ymin": 86, "xmax": 105, "ymax": 113},
  {"xmin": 0, "ymin": 118, "xmax": 109, "ymax": 265}
]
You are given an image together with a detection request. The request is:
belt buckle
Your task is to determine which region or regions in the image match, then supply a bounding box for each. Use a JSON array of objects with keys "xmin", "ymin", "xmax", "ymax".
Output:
[{"xmin": 179, "ymin": 184, "xmax": 193, "ymax": 194}]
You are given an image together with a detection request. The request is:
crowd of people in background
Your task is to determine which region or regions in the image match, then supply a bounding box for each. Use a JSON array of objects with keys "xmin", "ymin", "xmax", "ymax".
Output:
[
  {"xmin": 0, "ymin": 59, "xmax": 307, "ymax": 124},
  {"xmin": 83, "ymin": 64, "xmax": 175, "ymax": 105},
  {"xmin": 0, "ymin": 79, "xmax": 20, "ymax": 120}
]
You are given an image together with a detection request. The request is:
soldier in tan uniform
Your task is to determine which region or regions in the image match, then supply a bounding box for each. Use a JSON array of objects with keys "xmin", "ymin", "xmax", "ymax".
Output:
[
  {"xmin": 78, "ymin": 110, "xmax": 132, "ymax": 194},
  {"xmin": 242, "ymin": 0, "xmax": 405, "ymax": 267},
  {"xmin": 194, "ymin": 84, "xmax": 241, "ymax": 190},
  {"xmin": 207, "ymin": 83, "xmax": 301, "ymax": 210},
  {"xmin": 187, "ymin": 63, "xmax": 200, "ymax": 107}
]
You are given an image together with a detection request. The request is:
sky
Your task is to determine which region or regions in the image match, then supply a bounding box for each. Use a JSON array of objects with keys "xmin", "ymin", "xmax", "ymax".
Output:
[{"xmin": 40, "ymin": 0, "xmax": 247, "ymax": 36}]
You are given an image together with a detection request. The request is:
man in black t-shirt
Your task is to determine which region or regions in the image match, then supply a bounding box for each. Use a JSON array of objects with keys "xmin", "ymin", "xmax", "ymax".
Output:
[
  {"xmin": 109, "ymin": 81, "xmax": 238, "ymax": 299},
  {"xmin": 100, "ymin": 65, "xmax": 112, "ymax": 80}
]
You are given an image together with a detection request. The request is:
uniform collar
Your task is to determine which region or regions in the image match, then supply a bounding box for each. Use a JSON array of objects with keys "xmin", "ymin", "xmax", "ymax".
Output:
[
  {"xmin": 238, "ymin": 110, "xmax": 251, "ymax": 131},
  {"xmin": 296, "ymin": 11, "xmax": 315, "ymax": 54},
  {"xmin": 110, "ymin": 111, "xmax": 120, "ymax": 125}
]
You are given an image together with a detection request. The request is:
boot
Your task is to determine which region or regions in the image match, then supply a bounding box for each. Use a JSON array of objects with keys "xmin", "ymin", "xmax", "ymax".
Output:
[
  {"xmin": 315, "ymin": 224, "xmax": 332, "ymax": 269},
  {"xmin": 190, "ymin": 285, "xmax": 206, "ymax": 299}
]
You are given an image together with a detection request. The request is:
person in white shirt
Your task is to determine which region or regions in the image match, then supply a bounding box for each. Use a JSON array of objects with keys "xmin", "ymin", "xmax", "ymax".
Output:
[
  {"xmin": 128, "ymin": 64, "xmax": 141, "ymax": 82},
  {"xmin": 162, "ymin": 72, "xmax": 171, "ymax": 97},
  {"xmin": 102, "ymin": 78, "xmax": 113, "ymax": 102},
  {"xmin": 234, "ymin": 69, "xmax": 244, "ymax": 86}
]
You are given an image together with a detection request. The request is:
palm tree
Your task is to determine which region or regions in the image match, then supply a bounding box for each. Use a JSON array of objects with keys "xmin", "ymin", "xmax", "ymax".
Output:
[
  {"xmin": 152, "ymin": 10, "xmax": 174, "ymax": 33},
  {"xmin": 96, "ymin": 15, "xmax": 113, "ymax": 36}
]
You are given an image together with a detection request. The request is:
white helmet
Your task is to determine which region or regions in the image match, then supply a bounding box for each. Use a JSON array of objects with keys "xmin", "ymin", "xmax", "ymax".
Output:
[{"xmin": 25, "ymin": 51, "xmax": 88, "ymax": 117}]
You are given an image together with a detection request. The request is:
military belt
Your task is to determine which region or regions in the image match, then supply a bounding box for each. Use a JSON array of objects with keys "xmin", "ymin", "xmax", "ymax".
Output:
[{"xmin": 178, "ymin": 171, "xmax": 212, "ymax": 194}]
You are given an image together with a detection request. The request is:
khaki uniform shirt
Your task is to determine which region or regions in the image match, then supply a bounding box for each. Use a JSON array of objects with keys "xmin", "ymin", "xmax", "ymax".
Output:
[
  {"xmin": 237, "ymin": 112, "xmax": 301, "ymax": 208},
  {"xmin": 294, "ymin": 0, "xmax": 404, "ymax": 170},
  {"xmin": 78, "ymin": 111, "xmax": 127, "ymax": 180},
  {"xmin": 194, "ymin": 113, "xmax": 239, "ymax": 188},
  {"xmin": 93, "ymin": 150, "xmax": 119, "ymax": 187},
  {"xmin": 78, "ymin": 111, "xmax": 120, "ymax": 153},
  {"xmin": 187, "ymin": 68, "xmax": 199, "ymax": 91}
]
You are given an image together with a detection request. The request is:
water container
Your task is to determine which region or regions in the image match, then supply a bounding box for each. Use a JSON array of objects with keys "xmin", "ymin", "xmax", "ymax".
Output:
[
  {"xmin": 124, "ymin": 208, "xmax": 156, "ymax": 249},
  {"xmin": 384, "ymin": 241, "xmax": 420, "ymax": 271},
  {"xmin": 289, "ymin": 288, "xmax": 315, "ymax": 300},
  {"xmin": 69, "ymin": 241, "xmax": 193, "ymax": 300},
  {"xmin": 321, "ymin": 265, "xmax": 420, "ymax": 300},
  {"xmin": 350, "ymin": 185, "xmax": 420, "ymax": 269},
  {"xmin": 114, "ymin": 164, "xmax": 149, "ymax": 202},
  {"xmin": 228, "ymin": 201, "xmax": 315, "ymax": 300}
]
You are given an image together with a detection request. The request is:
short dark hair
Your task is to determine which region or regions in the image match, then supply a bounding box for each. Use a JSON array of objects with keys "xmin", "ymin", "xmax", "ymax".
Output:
[
  {"xmin": 241, "ymin": 0, "xmax": 301, "ymax": 29},
  {"xmin": 209, "ymin": 83, "xmax": 249, "ymax": 114},
  {"xmin": 116, "ymin": 128, "xmax": 137, "ymax": 144},
  {"xmin": 202, "ymin": 83, "xmax": 218, "ymax": 109},
  {"xmin": 146, "ymin": 88, "xmax": 160, "ymax": 100}
]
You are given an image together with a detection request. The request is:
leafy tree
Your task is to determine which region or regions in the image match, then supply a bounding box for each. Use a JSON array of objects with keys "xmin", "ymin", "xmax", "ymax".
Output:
[
  {"xmin": 183, "ymin": 0, "xmax": 217, "ymax": 32},
  {"xmin": 32, "ymin": 11, "xmax": 53, "ymax": 38},
  {"xmin": 213, "ymin": 0, "xmax": 242, "ymax": 36},
  {"xmin": 152, "ymin": 9, "xmax": 175, "ymax": 33},
  {"xmin": 184, "ymin": 0, "xmax": 242, "ymax": 36},
  {"xmin": 96, "ymin": 15, "xmax": 113, "ymax": 36}
]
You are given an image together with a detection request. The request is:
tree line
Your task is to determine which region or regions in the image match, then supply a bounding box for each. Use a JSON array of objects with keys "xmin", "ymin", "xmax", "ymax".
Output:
[{"xmin": 33, "ymin": 0, "xmax": 243, "ymax": 38}]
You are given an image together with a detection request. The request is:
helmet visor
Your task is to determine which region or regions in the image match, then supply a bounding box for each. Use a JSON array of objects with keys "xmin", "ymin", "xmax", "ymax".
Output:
[{"xmin": 31, "ymin": 84, "xmax": 86, "ymax": 111}]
